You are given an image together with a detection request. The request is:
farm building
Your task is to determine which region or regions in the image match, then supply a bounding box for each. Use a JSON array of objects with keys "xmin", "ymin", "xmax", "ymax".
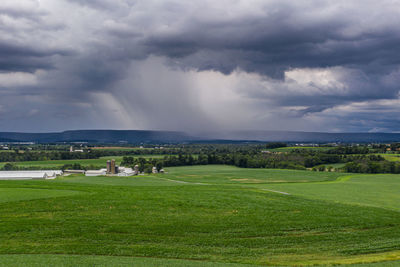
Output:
[
  {"xmin": 85, "ymin": 169, "xmax": 107, "ymax": 176},
  {"xmin": 117, "ymin": 167, "xmax": 135, "ymax": 176},
  {"xmin": 0, "ymin": 170, "xmax": 62, "ymax": 180},
  {"xmin": 85, "ymin": 166, "xmax": 137, "ymax": 177},
  {"xmin": 39, "ymin": 170, "xmax": 62, "ymax": 178}
]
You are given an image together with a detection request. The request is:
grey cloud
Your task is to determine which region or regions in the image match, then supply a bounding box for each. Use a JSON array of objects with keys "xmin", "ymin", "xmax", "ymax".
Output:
[
  {"xmin": 0, "ymin": 1, "xmax": 45, "ymax": 20},
  {"xmin": 0, "ymin": 7, "xmax": 43, "ymax": 21}
]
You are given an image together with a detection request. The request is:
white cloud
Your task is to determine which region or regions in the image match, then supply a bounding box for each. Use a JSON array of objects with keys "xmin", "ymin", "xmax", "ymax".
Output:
[{"xmin": 0, "ymin": 71, "xmax": 38, "ymax": 87}]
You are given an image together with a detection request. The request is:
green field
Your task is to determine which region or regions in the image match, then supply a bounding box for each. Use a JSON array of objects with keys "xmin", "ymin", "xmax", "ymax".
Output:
[
  {"xmin": 327, "ymin": 163, "xmax": 346, "ymax": 168},
  {"xmin": 158, "ymin": 165, "xmax": 347, "ymax": 184},
  {"xmin": 0, "ymin": 254, "xmax": 258, "ymax": 267},
  {"xmin": 0, "ymin": 166, "xmax": 400, "ymax": 266},
  {"xmin": 375, "ymin": 153, "xmax": 400, "ymax": 162},
  {"xmin": 263, "ymin": 174, "xmax": 400, "ymax": 212}
]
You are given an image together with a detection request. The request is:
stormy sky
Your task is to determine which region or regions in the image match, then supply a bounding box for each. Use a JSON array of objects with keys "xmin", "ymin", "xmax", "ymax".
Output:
[{"xmin": 0, "ymin": 0, "xmax": 400, "ymax": 133}]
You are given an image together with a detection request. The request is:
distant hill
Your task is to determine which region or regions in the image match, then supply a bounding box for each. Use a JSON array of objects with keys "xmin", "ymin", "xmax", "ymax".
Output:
[
  {"xmin": 0, "ymin": 130, "xmax": 399, "ymax": 143},
  {"xmin": 202, "ymin": 130, "xmax": 400, "ymax": 143},
  {"xmin": 0, "ymin": 137, "xmax": 18, "ymax": 142},
  {"xmin": 0, "ymin": 130, "xmax": 193, "ymax": 143}
]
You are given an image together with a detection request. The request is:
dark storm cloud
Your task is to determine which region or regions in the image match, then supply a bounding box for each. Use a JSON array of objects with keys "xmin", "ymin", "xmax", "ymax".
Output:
[
  {"xmin": 0, "ymin": 0, "xmax": 399, "ymax": 132},
  {"xmin": 0, "ymin": 1, "xmax": 72, "ymax": 73},
  {"xmin": 0, "ymin": 41, "xmax": 72, "ymax": 72},
  {"xmin": 140, "ymin": 3, "xmax": 400, "ymax": 78},
  {"xmin": 66, "ymin": 0, "xmax": 131, "ymax": 11}
]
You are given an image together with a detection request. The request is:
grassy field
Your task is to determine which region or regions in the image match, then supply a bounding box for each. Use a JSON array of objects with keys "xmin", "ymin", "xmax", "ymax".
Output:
[
  {"xmin": 375, "ymin": 153, "xmax": 400, "ymax": 162},
  {"xmin": 0, "ymin": 188, "xmax": 82, "ymax": 203},
  {"xmin": 159, "ymin": 165, "xmax": 347, "ymax": 184},
  {"xmin": 262, "ymin": 174, "xmax": 400, "ymax": 212},
  {"xmin": 328, "ymin": 162, "xmax": 346, "ymax": 168},
  {"xmin": 0, "ymin": 166, "xmax": 400, "ymax": 266},
  {"xmin": 0, "ymin": 254, "xmax": 259, "ymax": 267}
]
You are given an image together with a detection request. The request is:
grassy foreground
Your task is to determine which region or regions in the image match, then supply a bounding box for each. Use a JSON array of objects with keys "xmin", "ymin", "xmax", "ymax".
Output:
[
  {"xmin": 0, "ymin": 165, "xmax": 400, "ymax": 266},
  {"xmin": 0, "ymin": 188, "xmax": 81, "ymax": 203}
]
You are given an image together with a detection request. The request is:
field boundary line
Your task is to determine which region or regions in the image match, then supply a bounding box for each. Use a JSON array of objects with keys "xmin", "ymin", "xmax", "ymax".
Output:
[
  {"xmin": 262, "ymin": 189, "xmax": 290, "ymax": 195},
  {"xmin": 155, "ymin": 177, "xmax": 210, "ymax": 185}
]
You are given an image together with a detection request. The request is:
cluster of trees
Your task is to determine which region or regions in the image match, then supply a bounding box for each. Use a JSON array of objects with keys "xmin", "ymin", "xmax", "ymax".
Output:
[
  {"xmin": 0, "ymin": 148, "xmax": 184, "ymax": 163},
  {"xmin": 1, "ymin": 162, "xmax": 60, "ymax": 171},
  {"xmin": 121, "ymin": 152, "xmax": 339, "ymax": 172},
  {"xmin": 0, "ymin": 151, "xmax": 98, "ymax": 163},
  {"xmin": 120, "ymin": 149, "xmax": 396, "ymax": 174},
  {"xmin": 344, "ymin": 160, "xmax": 400, "ymax": 174},
  {"xmin": 0, "ymin": 162, "xmax": 101, "ymax": 171},
  {"xmin": 265, "ymin": 142, "xmax": 287, "ymax": 149},
  {"xmin": 303, "ymin": 154, "xmax": 384, "ymax": 168},
  {"xmin": 1, "ymin": 163, "xmax": 19, "ymax": 170},
  {"xmin": 325, "ymin": 146, "xmax": 370, "ymax": 154},
  {"xmin": 121, "ymin": 156, "xmax": 163, "ymax": 173},
  {"xmin": 61, "ymin": 163, "xmax": 85, "ymax": 170}
]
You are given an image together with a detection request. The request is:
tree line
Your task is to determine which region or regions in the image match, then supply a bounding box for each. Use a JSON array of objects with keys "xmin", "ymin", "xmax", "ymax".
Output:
[{"xmin": 120, "ymin": 153, "xmax": 389, "ymax": 173}]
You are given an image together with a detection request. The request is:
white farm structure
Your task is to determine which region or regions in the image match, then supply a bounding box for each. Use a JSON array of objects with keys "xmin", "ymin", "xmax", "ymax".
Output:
[
  {"xmin": 0, "ymin": 170, "xmax": 63, "ymax": 180},
  {"xmin": 117, "ymin": 167, "xmax": 135, "ymax": 176},
  {"xmin": 85, "ymin": 169, "xmax": 107, "ymax": 176}
]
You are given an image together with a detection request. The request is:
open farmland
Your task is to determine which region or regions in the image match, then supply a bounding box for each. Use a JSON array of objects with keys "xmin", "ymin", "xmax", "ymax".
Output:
[{"xmin": 0, "ymin": 166, "xmax": 400, "ymax": 266}]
